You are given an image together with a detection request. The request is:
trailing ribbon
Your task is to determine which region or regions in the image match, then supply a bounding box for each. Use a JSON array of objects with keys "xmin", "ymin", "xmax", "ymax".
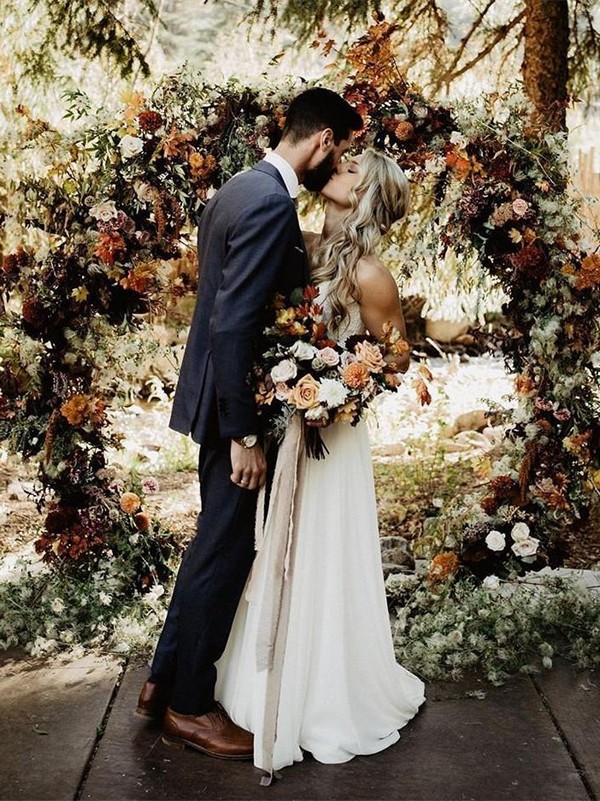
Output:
[{"xmin": 245, "ymin": 414, "xmax": 306, "ymax": 785}]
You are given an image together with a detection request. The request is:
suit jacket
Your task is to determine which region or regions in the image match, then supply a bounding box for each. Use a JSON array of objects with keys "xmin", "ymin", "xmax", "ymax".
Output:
[{"xmin": 169, "ymin": 161, "xmax": 309, "ymax": 444}]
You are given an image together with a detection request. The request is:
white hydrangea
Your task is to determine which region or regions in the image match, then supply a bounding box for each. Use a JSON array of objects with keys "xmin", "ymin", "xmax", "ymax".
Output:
[{"xmin": 318, "ymin": 378, "xmax": 349, "ymax": 408}]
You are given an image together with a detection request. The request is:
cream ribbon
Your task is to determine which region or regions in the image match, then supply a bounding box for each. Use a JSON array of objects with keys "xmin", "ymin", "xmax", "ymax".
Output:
[{"xmin": 245, "ymin": 414, "xmax": 306, "ymax": 784}]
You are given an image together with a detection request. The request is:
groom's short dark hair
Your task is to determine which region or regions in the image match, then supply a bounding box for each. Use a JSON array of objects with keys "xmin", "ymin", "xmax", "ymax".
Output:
[{"xmin": 282, "ymin": 87, "xmax": 363, "ymax": 145}]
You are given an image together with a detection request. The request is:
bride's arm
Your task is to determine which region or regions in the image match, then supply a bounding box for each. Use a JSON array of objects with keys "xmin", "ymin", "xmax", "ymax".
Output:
[{"xmin": 356, "ymin": 256, "xmax": 410, "ymax": 373}]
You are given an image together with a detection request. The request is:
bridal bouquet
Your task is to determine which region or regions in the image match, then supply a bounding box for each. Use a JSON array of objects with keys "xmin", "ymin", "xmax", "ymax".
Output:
[{"xmin": 252, "ymin": 285, "xmax": 411, "ymax": 458}]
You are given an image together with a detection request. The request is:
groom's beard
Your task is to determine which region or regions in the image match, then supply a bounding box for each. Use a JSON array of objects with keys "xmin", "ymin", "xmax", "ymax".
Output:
[{"xmin": 302, "ymin": 151, "xmax": 336, "ymax": 192}]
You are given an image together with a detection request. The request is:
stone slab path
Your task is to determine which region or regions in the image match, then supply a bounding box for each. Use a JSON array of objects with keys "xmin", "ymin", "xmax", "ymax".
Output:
[
  {"xmin": 0, "ymin": 648, "xmax": 123, "ymax": 801},
  {"xmin": 0, "ymin": 650, "xmax": 597, "ymax": 801}
]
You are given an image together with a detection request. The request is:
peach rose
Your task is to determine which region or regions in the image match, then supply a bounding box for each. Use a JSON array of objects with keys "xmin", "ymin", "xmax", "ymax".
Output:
[
  {"xmin": 120, "ymin": 492, "xmax": 141, "ymax": 514},
  {"xmin": 342, "ymin": 362, "xmax": 370, "ymax": 389},
  {"xmin": 354, "ymin": 341, "xmax": 385, "ymax": 372},
  {"xmin": 288, "ymin": 375, "xmax": 320, "ymax": 409}
]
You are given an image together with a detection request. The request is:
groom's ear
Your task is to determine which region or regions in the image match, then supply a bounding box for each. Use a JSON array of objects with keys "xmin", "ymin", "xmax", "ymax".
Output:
[{"xmin": 318, "ymin": 128, "xmax": 335, "ymax": 152}]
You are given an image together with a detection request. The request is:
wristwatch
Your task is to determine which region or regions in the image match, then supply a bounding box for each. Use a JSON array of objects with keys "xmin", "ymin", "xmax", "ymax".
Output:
[{"xmin": 234, "ymin": 434, "xmax": 258, "ymax": 449}]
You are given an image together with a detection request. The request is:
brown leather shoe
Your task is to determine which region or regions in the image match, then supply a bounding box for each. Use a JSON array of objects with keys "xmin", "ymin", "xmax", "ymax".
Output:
[
  {"xmin": 135, "ymin": 680, "xmax": 170, "ymax": 720},
  {"xmin": 162, "ymin": 703, "xmax": 254, "ymax": 760}
]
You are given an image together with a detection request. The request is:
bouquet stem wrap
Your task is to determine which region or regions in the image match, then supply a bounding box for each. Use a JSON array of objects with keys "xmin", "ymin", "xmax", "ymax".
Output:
[{"xmin": 246, "ymin": 414, "xmax": 306, "ymax": 785}]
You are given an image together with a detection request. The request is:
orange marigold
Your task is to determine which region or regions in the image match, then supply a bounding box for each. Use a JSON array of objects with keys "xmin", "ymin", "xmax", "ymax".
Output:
[
  {"xmin": 342, "ymin": 362, "xmax": 370, "ymax": 389},
  {"xmin": 60, "ymin": 395, "xmax": 89, "ymax": 426},
  {"xmin": 428, "ymin": 551, "xmax": 461, "ymax": 582},
  {"xmin": 120, "ymin": 492, "xmax": 142, "ymax": 514}
]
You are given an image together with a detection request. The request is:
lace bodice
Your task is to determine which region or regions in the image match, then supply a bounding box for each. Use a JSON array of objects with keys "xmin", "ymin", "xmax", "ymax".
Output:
[{"xmin": 316, "ymin": 280, "xmax": 365, "ymax": 345}]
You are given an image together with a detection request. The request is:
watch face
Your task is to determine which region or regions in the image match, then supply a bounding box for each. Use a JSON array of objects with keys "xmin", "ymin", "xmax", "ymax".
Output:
[{"xmin": 243, "ymin": 434, "xmax": 258, "ymax": 448}]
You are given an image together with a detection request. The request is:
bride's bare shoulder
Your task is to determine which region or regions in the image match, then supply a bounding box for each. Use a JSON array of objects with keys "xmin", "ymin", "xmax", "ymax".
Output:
[{"xmin": 356, "ymin": 255, "xmax": 396, "ymax": 296}]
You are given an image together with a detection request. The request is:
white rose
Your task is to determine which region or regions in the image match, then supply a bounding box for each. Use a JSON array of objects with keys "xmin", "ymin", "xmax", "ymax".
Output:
[
  {"xmin": 119, "ymin": 135, "xmax": 144, "ymax": 159},
  {"xmin": 511, "ymin": 537, "xmax": 540, "ymax": 558},
  {"xmin": 90, "ymin": 200, "xmax": 118, "ymax": 221},
  {"xmin": 510, "ymin": 522, "xmax": 531, "ymax": 542},
  {"xmin": 289, "ymin": 340, "xmax": 317, "ymax": 361},
  {"xmin": 134, "ymin": 181, "xmax": 155, "ymax": 203},
  {"xmin": 485, "ymin": 530, "xmax": 506, "ymax": 551},
  {"xmin": 450, "ymin": 131, "xmax": 468, "ymax": 149},
  {"xmin": 483, "ymin": 574, "xmax": 500, "ymax": 590},
  {"xmin": 318, "ymin": 378, "xmax": 349, "ymax": 408},
  {"xmin": 270, "ymin": 359, "xmax": 298, "ymax": 383}
]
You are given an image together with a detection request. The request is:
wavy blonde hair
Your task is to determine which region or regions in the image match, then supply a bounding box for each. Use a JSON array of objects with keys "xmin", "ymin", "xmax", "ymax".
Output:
[{"xmin": 310, "ymin": 148, "xmax": 410, "ymax": 332}]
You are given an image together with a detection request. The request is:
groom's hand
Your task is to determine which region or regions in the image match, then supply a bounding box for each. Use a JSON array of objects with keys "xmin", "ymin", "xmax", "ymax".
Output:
[{"xmin": 230, "ymin": 441, "xmax": 267, "ymax": 490}]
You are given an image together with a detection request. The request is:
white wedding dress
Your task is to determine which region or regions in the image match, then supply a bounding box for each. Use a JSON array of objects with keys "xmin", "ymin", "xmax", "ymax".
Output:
[{"xmin": 215, "ymin": 282, "xmax": 426, "ymax": 775}]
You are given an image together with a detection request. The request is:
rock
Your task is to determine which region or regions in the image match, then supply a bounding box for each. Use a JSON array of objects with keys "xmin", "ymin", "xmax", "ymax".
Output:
[
  {"xmin": 425, "ymin": 317, "xmax": 472, "ymax": 343},
  {"xmin": 380, "ymin": 535, "xmax": 415, "ymax": 577},
  {"xmin": 7, "ymin": 481, "xmax": 32, "ymax": 502}
]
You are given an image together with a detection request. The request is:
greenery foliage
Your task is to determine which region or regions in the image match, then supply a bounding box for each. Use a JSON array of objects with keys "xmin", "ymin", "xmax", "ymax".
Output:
[
  {"xmin": 1, "ymin": 0, "xmax": 158, "ymax": 84},
  {"xmin": 388, "ymin": 572, "xmax": 600, "ymax": 684}
]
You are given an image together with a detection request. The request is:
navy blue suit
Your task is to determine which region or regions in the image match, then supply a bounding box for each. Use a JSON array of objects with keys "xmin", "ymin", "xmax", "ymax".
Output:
[{"xmin": 150, "ymin": 161, "xmax": 309, "ymax": 714}]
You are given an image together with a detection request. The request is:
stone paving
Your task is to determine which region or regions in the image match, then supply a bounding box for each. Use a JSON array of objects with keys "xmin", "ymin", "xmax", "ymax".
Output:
[{"xmin": 0, "ymin": 649, "xmax": 597, "ymax": 801}]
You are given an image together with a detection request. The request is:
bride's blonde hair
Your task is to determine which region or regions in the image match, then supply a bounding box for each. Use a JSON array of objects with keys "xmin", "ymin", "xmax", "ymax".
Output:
[{"xmin": 310, "ymin": 148, "xmax": 410, "ymax": 332}]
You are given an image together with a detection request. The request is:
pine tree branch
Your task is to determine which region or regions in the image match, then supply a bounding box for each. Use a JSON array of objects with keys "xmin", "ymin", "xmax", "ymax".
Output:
[
  {"xmin": 440, "ymin": 0, "xmax": 498, "ymax": 84},
  {"xmin": 436, "ymin": 8, "xmax": 526, "ymax": 88}
]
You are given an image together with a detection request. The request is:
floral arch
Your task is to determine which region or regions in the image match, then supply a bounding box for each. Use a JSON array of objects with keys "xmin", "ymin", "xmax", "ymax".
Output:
[{"xmin": 1, "ymin": 19, "xmax": 599, "ymax": 606}]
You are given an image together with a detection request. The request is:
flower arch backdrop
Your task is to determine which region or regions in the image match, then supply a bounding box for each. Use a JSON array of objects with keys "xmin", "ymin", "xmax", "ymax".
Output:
[{"xmin": 1, "ymin": 19, "xmax": 600, "ymax": 603}]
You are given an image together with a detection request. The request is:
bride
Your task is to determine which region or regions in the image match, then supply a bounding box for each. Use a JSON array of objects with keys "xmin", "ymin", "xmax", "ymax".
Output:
[{"xmin": 214, "ymin": 148, "xmax": 427, "ymax": 780}]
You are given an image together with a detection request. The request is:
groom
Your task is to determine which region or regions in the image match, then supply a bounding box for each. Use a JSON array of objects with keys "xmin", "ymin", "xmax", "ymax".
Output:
[{"xmin": 136, "ymin": 87, "xmax": 363, "ymax": 758}]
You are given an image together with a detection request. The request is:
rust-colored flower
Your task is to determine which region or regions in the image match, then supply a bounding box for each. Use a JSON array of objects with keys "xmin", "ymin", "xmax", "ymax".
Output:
[
  {"xmin": 354, "ymin": 340, "xmax": 385, "ymax": 372},
  {"xmin": 395, "ymin": 121, "xmax": 414, "ymax": 141},
  {"xmin": 162, "ymin": 126, "xmax": 195, "ymax": 158},
  {"xmin": 2, "ymin": 247, "xmax": 27, "ymax": 277},
  {"xmin": 95, "ymin": 231, "xmax": 126, "ymax": 266},
  {"xmin": 134, "ymin": 512, "xmax": 151, "ymax": 532},
  {"xmin": 188, "ymin": 151, "xmax": 217, "ymax": 181},
  {"xmin": 490, "ymin": 475, "xmax": 519, "ymax": 500},
  {"xmin": 120, "ymin": 492, "xmax": 142, "ymax": 514},
  {"xmin": 138, "ymin": 110, "xmax": 163, "ymax": 133},
  {"xmin": 288, "ymin": 375, "xmax": 320, "ymax": 409},
  {"xmin": 515, "ymin": 373, "xmax": 536, "ymax": 397},
  {"xmin": 480, "ymin": 494, "xmax": 500, "ymax": 515},
  {"xmin": 428, "ymin": 551, "xmax": 460, "ymax": 582},
  {"xmin": 343, "ymin": 362, "xmax": 370, "ymax": 389},
  {"xmin": 576, "ymin": 253, "xmax": 600, "ymax": 290},
  {"xmin": 563, "ymin": 431, "xmax": 592, "ymax": 463},
  {"xmin": 60, "ymin": 395, "xmax": 106, "ymax": 428},
  {"xmin": 532, "ymin": 476, "xmax": 570, "ymax": 510},
  {"xmin": 60, "ymin": 395, "xmax": 89, "ymax": 426},
  {"xmin": 21, "ymin": 296, "xmax": 46, "ymax": 330},
  {"xmin": 119, "ymin": 261, "xmax": 157, "ymax": 294}
]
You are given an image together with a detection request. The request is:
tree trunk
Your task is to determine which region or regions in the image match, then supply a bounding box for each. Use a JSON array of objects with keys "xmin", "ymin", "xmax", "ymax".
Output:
[{"xmin": 522, "ymin": 0, "xmax": 569, "ymax": 131}]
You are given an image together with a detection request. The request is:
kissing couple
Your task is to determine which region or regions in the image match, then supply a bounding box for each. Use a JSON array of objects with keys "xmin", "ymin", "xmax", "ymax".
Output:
[{"xmin": 136, "ymin": 86, "xmax": 426, "ymax": 781}]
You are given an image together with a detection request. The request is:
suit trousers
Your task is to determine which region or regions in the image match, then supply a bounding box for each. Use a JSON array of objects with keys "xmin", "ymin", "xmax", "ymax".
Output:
[{"xmin": 149, "ymin": 434, "xmax": 258, "ymax": 715}]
